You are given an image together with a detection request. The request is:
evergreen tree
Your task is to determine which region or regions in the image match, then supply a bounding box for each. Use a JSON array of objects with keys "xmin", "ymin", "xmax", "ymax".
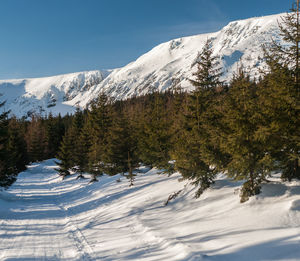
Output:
[
  {"xmin": 72, "ymin": 107, "xmax": 84, "ymax": 132},
  {"xmin": 76, "ymin": 123, "xmax": 93, "ymax": 179},
  {"xmin": 103, "ymin": 110, "xmax": 139, "ymax": 186},
  {"xmin": 70, "ymin": 108, "xmax": 84, "ymax": 172},
  {"xmin": 26, "ymin": 116, "xmax": 46, "ymax": 162},
  {"xmin": 7, "ymin": 118, "xmax": 28, "ymax": 175},
  {"xmin": 0, "ymin": 98, "xmax": 10, "ymax": 187},
  {"xmin": 1, "ymin": 100, "xmax": 28, "ymax": 187},
  {"xmin": 172, "ymin": 39, "xmax": 223, "ymax": 197},
  {"xmin": 87, "ymin": 94, "xmax": 112, "ymax": 181},
  {"xmin": 219, "ymin": 69, "xmax": 271, "ymax": 202},
  {"xmin": 169, "ymin": 81, "xmax": 187, "ymax": 171},
  {"xmin": 261, "ymin": 1, "xmax": 300, "ymax": 180},
  {"xmin": 55, "ymin": 129, "xmax": 74, "ymax": 179},
  {"xmin": 267, "ymin": 0, "xmax": 300, "ymax": 83},
  {"xmin": 257, "ymin": 64, "xmax": 299, "ymax": 181},
  {"xmin": 45, "ymin": 113, "xmax": 65, "ymax": 158},
  {"xmin": 138, "ymin": 91, "xmax": 172, "ymax": 170}
]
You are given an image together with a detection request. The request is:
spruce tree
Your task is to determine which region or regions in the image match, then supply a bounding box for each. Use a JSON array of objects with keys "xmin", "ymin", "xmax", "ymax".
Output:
[
  {"xmin": 172, "ymin": 39, "xmax": 223, "ymax": 197},
  {"xmin": 27, "ymin": 118, "xmax": 46, "ymax": 162},
  {"xmin": 138, "ymin": 91, "xmax": 172, "ymax": 170},
  {"xmin": 261, "ymin": 1, "xmax": 300, "ymax": 180},
  {"xmin": 56, "ymin": 129, "xmax": 74, "ymax": 179},
  {"xmin": 257, "ymin": 64, "xmax": 299, "ymax": 181},
  {"xmin": 76, "ymin": 123, "xmax": 93, "ymax": 179},
  {"xmin": 1, "ymin": 100, "xmax": 28, "ymax": 187},
  {"xmin": 169, "ymin": 81, "xmax": 187, "ymax": 172},
  {"xmin": 219, "ymin": 69, "xmax": 270, "ymax": 202},
  {"xmin": 46, "ymin": 113, "xmax": 65, "ymax": 158},
  {"xmin": 268, "ymin": 0, "xmax": 300, "ymax": 83},
  {"xmin": 7, "ymin": 118, "xmax": 28, "ymax": 174},
  {"xmin": 0, "ymin": 98, "xmax": 10, "ymax": 187},
  {"xmin": 70, "ymin": 108, "xmax": 84, "ymax": 173},
  {"xmin": 103, "ymin": 110, "xmax": 139, "ymax": 186},
  {"xmin": 87, "ymin": 93, "xmax": 112, "ymax": 181}
]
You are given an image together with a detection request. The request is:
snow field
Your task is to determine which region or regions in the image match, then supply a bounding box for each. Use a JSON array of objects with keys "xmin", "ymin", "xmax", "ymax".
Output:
[{"xmin": 0, "ymin": 159, "xmax": 300, "ymax": 260}]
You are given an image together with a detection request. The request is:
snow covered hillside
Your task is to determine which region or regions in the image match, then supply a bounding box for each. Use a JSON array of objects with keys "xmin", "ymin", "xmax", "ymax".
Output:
[
  {"xmin": 93, "ymin": 13, "xmax": 283, "ymax": 101},
  {"xmin": 0, "ymin": 13, "xmax": 285, "ymax": 117},
  {"xmin": 0, "ymin": 159, "xmax": 299, "ymax": 260},
  {"xmin": 0, "ymin": 70, "xmax": 110, "ymax": 117}
]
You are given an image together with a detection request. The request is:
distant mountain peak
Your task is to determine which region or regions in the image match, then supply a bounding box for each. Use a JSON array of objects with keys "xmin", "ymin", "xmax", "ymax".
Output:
[{"xmin": 0, "ymin": 13, "xmax": 286, "ymax": 117}]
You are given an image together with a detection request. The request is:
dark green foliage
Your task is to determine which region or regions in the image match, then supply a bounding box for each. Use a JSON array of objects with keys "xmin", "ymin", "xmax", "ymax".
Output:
[
  {"xmin": 261, "ymin": 3, "xmax": 300, "ymax": 181},
  {"xmin": 46, "ymin": 113, "xmax": 65, "ymax": 158},
  {"xmin": 0, "ymin": 100, "xmax": 9, "ymax": 163},
  {"xmin": 26, "ymin": 116, "xmax": 47, "ymax": 162},
  {"xmin": 55, "ymin": 129, "xmax": 74, "ymax": 178},
  {"xmin": 0, "ymin": 100, "xmax": 28, "ymax": 187},
  {"xmin": 7, "ymin": 118, "xmax": 28, "ymax": 174},
  {"xmin": 0, "ymin": 98, "xmax": 11, "ymax": 187},
  {"xmin": 55, "ymin": 109, "xmax": 87, "ymax": 178},
  {"xmin": 76, "ymin": 124, "xmax": 93, "ymax": 178},
  {"xmin": 103, "ymin": 110, "xmax": 139, "ymax": 186},
  {"xmin": 168, "ymin": 82, "xmax": 187, "ymax": 167},
  {"xmin": 172, "ymin": 39, "xmax": 223, "ymax": 197},
  {"xmin": 71, "ymin": 108, "xmax": 85, "ymax": 169},
  {"xmin": 72, "ymin": 107, "xmax": 84, "ymax": 132},
  {"xmin": 190, "ymin": 39, "xmax": 223, "ymax": 90},
  {"xmin": 257, "ymin": 65, "xmax": 300, "ymax": 181},
  {"xmin": 87, "ymin": 94, "xmax": 112, "ymax": 181},
  {"xmin": 218, "ymin": 69, "xmax": 271, "ymax": 200},
  {"xmin": 240, "ymin": 180, "xmax": 261, "ymax": 203},
  {"xmin": 138, "ymin": 91, "xmax": 172, "ymax": 170}
]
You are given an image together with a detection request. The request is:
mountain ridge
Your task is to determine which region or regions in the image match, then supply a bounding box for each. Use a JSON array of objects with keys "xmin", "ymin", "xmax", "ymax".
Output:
[{"xmin": 0, "ymin": 13, "xmax": 285, "ymax": 117}]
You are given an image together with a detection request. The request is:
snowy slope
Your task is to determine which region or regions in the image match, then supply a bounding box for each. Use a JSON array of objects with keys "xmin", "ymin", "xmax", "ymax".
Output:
[
  {"xmin": 82, "ymin": 13, "xmax": 283, "ymax": 104},
  {"xmin": 0, "ymin": 70, "xmax": 110, "ymax": 117},
  {"xmin": 0, "ymin": 159, "xmax": 299, "ymax": 260},
  {"xmin": 0, "ymin": 13, "xmax": 285, "ymax": 116}
]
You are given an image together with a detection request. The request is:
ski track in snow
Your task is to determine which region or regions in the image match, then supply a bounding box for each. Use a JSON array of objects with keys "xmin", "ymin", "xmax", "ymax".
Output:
[
  {"xmin": 0, "ymin": 164, "xmax": 89, "ymax": 260},
  {"xmin": 0, "ymin": 161, "xmax": 191, "ymax": 261},
  {"xmin": 1, "ymin": 159, "xmax": 300, "ymax": 260}
]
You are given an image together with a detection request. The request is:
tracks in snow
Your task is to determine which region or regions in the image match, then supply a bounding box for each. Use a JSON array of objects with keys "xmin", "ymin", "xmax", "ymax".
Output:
[
  {"xmin": 0, "ymin": 162, "xmax": 96, "ymax": 261},
  {"xmin": 57, "ymin": 203, "xmax": 96, "ymax": 261},
  {"xmin": 1, "ymin": 160, "xmax": 201, "ymax": 260},
  {"xmin": 127, "ymin": 206, "xmax": 192, "ymax": 260}
]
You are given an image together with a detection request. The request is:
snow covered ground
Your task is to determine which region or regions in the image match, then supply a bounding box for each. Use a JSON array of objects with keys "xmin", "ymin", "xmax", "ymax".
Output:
[{"xmin": 0, "ymin": 159, "xmax": 300, "ymax": 260}]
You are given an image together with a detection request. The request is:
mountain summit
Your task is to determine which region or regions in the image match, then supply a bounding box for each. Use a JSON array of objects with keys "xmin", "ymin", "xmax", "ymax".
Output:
[{"xmin": 0, "ymin": 13, "xmax": 284, "ymax": 117}]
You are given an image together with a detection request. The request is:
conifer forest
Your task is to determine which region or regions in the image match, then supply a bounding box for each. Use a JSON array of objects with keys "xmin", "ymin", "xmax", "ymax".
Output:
[{"xmin": 0, "ymin": 5, "xmax": 299, "ymax": 205}]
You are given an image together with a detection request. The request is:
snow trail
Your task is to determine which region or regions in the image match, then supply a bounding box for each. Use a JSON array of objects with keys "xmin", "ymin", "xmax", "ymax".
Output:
[
  {"xmin": 0, "ymin": 161, "xmax": 91, "ymax": 260},
  {"xmin": 1, "ymin": 159, "xmax": 300, "ymax": 260}
]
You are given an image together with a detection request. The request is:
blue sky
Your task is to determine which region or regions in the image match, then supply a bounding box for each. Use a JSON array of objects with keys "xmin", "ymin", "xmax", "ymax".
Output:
[{"xmin": 0, "ymin": 0, "xmax": 292, "ymax": 79}]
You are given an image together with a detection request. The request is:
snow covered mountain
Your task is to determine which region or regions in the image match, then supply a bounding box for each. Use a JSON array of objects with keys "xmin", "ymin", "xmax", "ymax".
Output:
[
  {"xmin": 0, "ymin": 13, "xmax": 284, "ymax": 117},
  {"xmin": 93, "ymin": 13, "xmax": 282, "ymax": 101},
  {"xmin": 0, "ymin": 70, "xmax": 110, "ymax": 117}
]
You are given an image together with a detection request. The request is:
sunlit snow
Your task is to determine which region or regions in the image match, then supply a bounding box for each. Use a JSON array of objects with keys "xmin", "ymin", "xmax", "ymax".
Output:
[
  {"xmin": 0, "ymin": 13, "xmax": 285, "ymax": 117},
  {"xmin": 0, "ymin": 159, "xmax": 299, "ymax": 260}
]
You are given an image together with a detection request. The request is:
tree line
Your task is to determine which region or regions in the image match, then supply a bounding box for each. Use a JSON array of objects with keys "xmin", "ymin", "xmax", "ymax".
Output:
[
  {"xmin": 1, "ymin": 4, "xmax": 299, "ymax": 202},
  {"xmin": 0, "ymin": 110, "xmax": 68, "ymax": 187}
]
